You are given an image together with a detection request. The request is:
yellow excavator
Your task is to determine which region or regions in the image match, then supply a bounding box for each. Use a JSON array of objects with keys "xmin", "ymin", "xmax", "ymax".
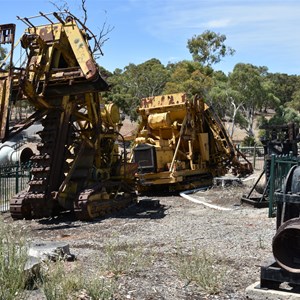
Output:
[
  {"xmin": 131, "ymin": 93, "xmax": 253, "ymax": 192},
  {"xmin": 0, "ymin": 12, "xmax": 137, "ymax": 220}
]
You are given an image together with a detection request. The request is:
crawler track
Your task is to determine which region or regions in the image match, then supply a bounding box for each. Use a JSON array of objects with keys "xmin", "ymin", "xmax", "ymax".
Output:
[{"xmin": 10, "ymin": 108, "xmax": 137, "ymax": 221}]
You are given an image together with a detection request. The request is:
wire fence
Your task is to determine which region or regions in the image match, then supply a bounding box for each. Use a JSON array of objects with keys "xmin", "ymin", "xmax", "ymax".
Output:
[
  {"xmin": 0, "ymin": 162, "xmax": 31, "ymax": 212},
  {"xmin": 237, "ymin": 145, "xmax": 265, "ymax": 171}
]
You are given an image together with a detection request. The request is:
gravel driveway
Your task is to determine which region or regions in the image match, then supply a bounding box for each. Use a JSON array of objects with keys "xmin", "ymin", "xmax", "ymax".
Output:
[{"xmin": 4, "ymin": 184, "xmax": 276, "ymax": 299}]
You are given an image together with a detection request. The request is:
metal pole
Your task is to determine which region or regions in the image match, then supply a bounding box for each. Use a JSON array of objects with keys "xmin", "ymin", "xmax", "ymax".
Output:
[
  {"xmin": 253, "ymin": 144, "xmax": 257, "ymax": 169},
  {"xmin": 15, "ymin": 163, "xmax": 19, "ymax": 194},
  {"xmin": 268, "ymin": 154, "xmax": 276, "ymax": 218}
]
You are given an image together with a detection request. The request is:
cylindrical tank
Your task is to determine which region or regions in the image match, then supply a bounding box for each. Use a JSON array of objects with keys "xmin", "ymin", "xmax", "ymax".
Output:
[
  {"xmin": 0, "ymin": 142, "xmax": 34, "ymax": 164},
  {"xmin": 101, "ymin": 103, "xmax": 120, "ymax": 125},
  {"xmin": 148, "ymin": 112, "xmax": 171, "ymax": 129},
  {"xmin": 273, "ymin": 165, "xmax": 300, "ymax": 273}
]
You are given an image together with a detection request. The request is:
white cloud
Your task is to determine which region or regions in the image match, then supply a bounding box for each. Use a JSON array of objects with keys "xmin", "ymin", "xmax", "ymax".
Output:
[{"xmin": 204, "ymin": 18, "xmax": 232, "ymax": 29}]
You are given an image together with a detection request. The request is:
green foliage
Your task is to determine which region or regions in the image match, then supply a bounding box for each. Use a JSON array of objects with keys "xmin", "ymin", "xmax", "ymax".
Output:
[
  {"xmin": 100, "ymin": 34, "xmax": 299, "ymax": 132},
  {"xmin": 164, "ymin": 60, "xmax": 213, "ymax": 97},
  {"xmin": 229, "ymin": 63, "xmax": 264, "ymax": 104},
  {"xmin": 0, "ymin": 217, "xmax": 28, "ymax": 300},
  {"xmin": 107, "ymin": 59, "xmax": 170, "ymax": 120},
  {"xmin": 241, "ymin": 136, "xmax": 256, "ymax": 146},
  {"xmin": 287, "ymin": 89, "xmax": 300, "ymax": 111},
  {"xmin": 212, "ymin": 63, "xmax": 278, "ymax": 137},
  {"xmin": 266, "ymin": 106, "xmax": 300, "ymax": 126},
  {"xmin": 187, "ymin": 30, "xmax": 235, "ymax": 66},
  {"xmin": 266, "ymin": 73, "xmax": 300, "ymax": 105}
]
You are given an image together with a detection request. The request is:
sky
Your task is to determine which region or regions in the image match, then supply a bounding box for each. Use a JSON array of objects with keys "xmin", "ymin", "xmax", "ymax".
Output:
[{"xmin": 2, "ymin": 0, "xmax": 300, "ymax": 75}]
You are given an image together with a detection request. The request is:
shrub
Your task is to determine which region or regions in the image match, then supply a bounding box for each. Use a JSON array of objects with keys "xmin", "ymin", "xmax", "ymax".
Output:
[{"xmin": 0, "ymin": 216, "xmax": 28, "ymax": 300}]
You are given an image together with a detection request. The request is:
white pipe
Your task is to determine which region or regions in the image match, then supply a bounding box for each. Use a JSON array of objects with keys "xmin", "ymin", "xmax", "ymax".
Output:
[
  {"xmin": 0, "ymin": 142, "xmax": 34, "ymax": 164},
  {"xmin": 180, "ymin": 188, "xmax": 233, "ymax": 211}
]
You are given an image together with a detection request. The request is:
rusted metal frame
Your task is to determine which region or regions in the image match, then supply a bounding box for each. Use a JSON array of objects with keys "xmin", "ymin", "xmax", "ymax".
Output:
[
  {"xmin": 63, "ymin": 20, "xmax": 98, "ymax": 81},
  {"xmin": 54, "ymin": 140, "xmax": 87, "ymax": 201},
  {"xmin": 60, "ymin": 10, "xmax": 104, "ymax": 56},
  {"xmin": 0, "ymin": 24, "xmax": 16, "ymax": 140},
  {"xmin": 87, "ymin": 93, "xmax": 104, "ymax": 169},
  {"xmin": 20, "ymin": 79, "xmax": 52, "ymax": 109},
  {"xmin": 47, "ymin": 96, "xmax": 74, "ymax": 194},
  {"xmin": 17, "ymin": 12, "xmax": 63, "ymax": 27},
  {"xmin": 38, "ymin": 12, "xmax": 54, "ymax": 24},
  {"xmin": 4, "ymin": 109, "xmax": 49, "ymax": 142},
  {"xmin": 85, "ymin": 93, "xmax": 101, "ymax": 147},
  {"xmin": 73, "ymin": 110, "xmax": 90, "ymax": 122},
  {"xmin": 0, "ymin": 24, "xmax": 15, "ymax": 77},
  {"xmin": 169, "ymin": 115, "xmax": 188, "ymax": 173},
  {"xmin": 74, "ymin": 119, "xmax": 94, "ymax": 148},
  {"xmin": 0, "ymin": 78, "xmax": 11, "ymax": 140}
]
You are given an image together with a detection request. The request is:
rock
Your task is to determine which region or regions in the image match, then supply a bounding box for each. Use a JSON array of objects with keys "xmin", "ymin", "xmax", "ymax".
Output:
[{"xmin": 28, "ymin": 241, "xmax": 75, "ymax": 262}]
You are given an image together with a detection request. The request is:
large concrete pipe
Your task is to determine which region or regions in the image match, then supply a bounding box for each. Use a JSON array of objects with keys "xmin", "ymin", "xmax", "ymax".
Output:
[
  {"xmin": 273, "ymin": 165, "xmax": 300, "ymax": 273},
  {"xmin": 0, "ymin": 142, "xmax": 35, "ymax": 164}
]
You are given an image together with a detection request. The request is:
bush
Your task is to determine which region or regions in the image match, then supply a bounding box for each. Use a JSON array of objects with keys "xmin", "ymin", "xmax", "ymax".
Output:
[
  {"xmin": 0, "ymin": 216, "xmax": 28, "ymax": 300},
  {"xmin": 241, "ymin": 135, "xmax": 256, "ymax": 146}
]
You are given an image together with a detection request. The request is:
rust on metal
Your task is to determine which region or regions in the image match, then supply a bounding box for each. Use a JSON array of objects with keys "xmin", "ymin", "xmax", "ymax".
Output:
[
  {"xmin": 131, "ymin": 92, "xmax": 253, "ymax": 192},
  {"xmin": 0, "ymin": 78, "xmax": 11, "ymax": 140},
  {"xmin": 0, "ymin": 24, "xmax": 15, "ymax": 44},
  {"xmin": 0, "ymin": 12, "xmax": 135, "ymax": 220},
  {"xmin": 273, "ymin": 217, "xmax": 300, "ymax": 273}
]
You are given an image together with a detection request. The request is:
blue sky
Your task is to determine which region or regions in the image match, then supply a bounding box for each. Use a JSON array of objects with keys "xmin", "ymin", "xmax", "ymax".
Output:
[{"xmin": 2, "ymin": 0, "xmax": 300, "ymax": 75}]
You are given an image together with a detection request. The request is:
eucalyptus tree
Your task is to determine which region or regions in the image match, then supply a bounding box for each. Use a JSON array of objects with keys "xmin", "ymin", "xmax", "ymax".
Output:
[
  {"xmin": 287, "ymin": 89, "xmax": 300, "ymax": 112},
  {"xmin": 187, "ymin": 30, "xmax": 235, "ymax": 67},
  {"xmin": 163, "ymin": 60, "xmax": 213, "ymax": 97},
  {"xmin": 209, "ymin": 63, "xmax": 278, "ymax": 138},
  {"xmin": 266, "ymin": 73, "xmax": 299, "ymax": 105},
  {"xmin": 208, "ymin": 73, "xmax": 244, "ymax": 138},
  {"xmin": 107, "ymin": 59, "xmax": 170, "ymax": 120},
  {"xmin": 226, "ymin": 63, "xmax": 268, "ymax": 137}
]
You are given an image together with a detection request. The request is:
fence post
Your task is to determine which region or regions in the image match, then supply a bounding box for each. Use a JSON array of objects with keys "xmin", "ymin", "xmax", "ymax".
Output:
[
  {"xmin": 268, "ymin": 154, "xmax": 276, "ymax": 218},
  {"xmin": 253, "ymin": 143, "xmax": 257, "ymax": 169},
  {"xmin": 15, "ymin": 163, "xmax": 19, "ymax": 194},
  {"xmin": 0, "ymin": 166, "xmax": 2, "ymax": 209}
]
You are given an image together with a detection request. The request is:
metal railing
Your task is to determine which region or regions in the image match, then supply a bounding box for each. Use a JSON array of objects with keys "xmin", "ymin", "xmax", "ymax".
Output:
[
  {"xmin": 268, "ymin": 154, "xmax": 300, "ymax": 217},
  {"xmin": 0, "ymin": 162, "xmax": 31, "ymax": 212}
]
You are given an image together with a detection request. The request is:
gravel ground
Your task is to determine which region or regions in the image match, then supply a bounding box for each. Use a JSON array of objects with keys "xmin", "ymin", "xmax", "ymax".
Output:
[{"xmin": 3, "ymin": 183, "xmax": 277, "ymax": 300}]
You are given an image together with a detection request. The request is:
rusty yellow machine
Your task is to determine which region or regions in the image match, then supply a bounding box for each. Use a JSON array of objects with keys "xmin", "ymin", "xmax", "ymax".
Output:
[
  {"xmin": 0, "ymin": 12, "xmax": 136, "ymax": 220},
  {"xmin": 131, "ymin": 93, "xmax": 253, "ymax": 192}
]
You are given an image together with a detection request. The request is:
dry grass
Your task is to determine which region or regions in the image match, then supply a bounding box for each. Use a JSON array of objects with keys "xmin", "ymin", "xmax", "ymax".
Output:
[
  {"xmin": 174, "ymin": 247, "xmax": 226, "ymax": 295},
  {"xmin": 0, "ymin": 216, "xmax": 28, "ymax": 300}
]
